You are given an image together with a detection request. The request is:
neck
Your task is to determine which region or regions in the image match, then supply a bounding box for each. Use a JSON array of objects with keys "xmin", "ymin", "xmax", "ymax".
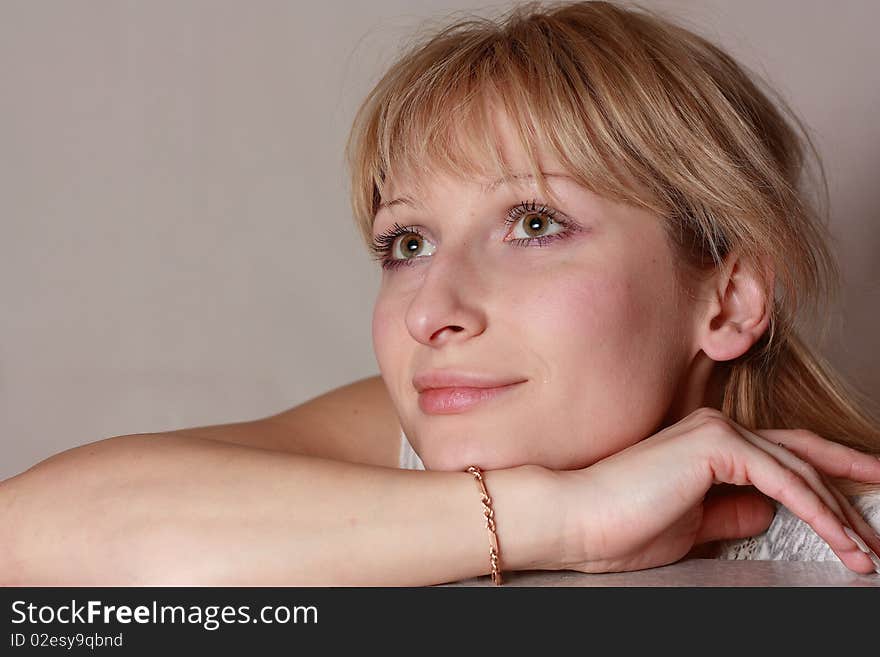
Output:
[{"xmin": 661, "ymin": 351, "xmax": 727, "ymax": 427}]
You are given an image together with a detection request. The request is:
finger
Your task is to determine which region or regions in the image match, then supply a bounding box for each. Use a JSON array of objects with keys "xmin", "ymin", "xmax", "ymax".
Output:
[
  {"xmin": 693, "ymin": 490, "xmax": 775, "ymax": 544},
  {"xmin": 727, "ymin": 421, "xmax": 879, "ymax": 574},
  {"xmin": 709, "ymin": 435, "xmax": 874, "ymax": 574},
  {"xmin": 753, "ymin": 428, "xmax": 880, "ymax": 482},
  {"xmin": 726, "ymin": 420, "xmax": 850, "ymax": 527},
  {"xmin": 823, "ymin": 476, "xmax": 880, "ymax": 573}
]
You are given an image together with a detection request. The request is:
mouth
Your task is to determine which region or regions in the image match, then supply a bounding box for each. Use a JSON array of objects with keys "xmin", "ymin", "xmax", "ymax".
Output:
[{"xmin": 417, "ymin": 381, "xmax": 525, "ymax": 415}]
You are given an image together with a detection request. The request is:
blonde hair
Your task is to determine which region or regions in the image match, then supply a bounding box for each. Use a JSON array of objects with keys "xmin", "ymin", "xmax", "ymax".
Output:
[{"xmin": 344, "ymin": 0, "xmax": 880, "ymax": 495}]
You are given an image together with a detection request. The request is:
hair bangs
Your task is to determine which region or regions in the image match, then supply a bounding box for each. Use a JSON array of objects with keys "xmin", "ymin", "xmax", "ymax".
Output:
[{"xmin": 347, "ymin": 5, "xmax": 666, "ymax": 247}]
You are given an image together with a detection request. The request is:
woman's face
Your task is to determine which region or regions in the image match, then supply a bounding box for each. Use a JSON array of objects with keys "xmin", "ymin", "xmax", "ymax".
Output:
[{"xmin": 371, "ymin": 118, "xmax": 703, "ymax": 472}]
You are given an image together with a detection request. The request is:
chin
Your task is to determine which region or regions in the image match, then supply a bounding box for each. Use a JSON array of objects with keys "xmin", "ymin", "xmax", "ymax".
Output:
[
  {"xmin": 420, "ymin": 450, "xmax": 474, "ymax": 472},
  {"xmin": 420, "ymin": 446, "xmax": 524, "ymax": 472}
]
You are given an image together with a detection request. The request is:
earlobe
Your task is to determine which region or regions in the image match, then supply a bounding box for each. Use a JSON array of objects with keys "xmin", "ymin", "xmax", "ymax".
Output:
[{"xmin": 698, "ymin": 253, "xmax": 774, "ymax": 362}]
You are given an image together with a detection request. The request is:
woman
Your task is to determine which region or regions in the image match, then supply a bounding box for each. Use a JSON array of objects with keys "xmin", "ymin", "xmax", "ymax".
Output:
[{"xmin": 3, "ymin": 0, "xmax": 880, "ymax": 585}]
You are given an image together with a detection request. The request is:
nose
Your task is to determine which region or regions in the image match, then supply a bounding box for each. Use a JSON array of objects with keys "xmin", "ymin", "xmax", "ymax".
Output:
[{"xmin": 404, "ymin": 247, "xmax": 488, "ymax": 347}]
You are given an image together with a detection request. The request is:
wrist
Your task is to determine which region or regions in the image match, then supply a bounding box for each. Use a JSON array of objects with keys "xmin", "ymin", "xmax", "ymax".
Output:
[{"xmin": 484, "ymin": 464, "xmax": 567, "ymax": 573}]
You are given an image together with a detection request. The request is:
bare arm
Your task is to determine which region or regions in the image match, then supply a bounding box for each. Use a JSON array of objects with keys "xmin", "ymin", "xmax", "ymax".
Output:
[{"xmin": 1, "ymin": 433, "xmax": 562, "ymax": 586}]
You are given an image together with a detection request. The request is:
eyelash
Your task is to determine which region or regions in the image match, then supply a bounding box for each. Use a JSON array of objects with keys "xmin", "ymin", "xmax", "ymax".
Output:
[{"xmin": 369, "ymin": 199, "xmax": 578, "ymax": 271}]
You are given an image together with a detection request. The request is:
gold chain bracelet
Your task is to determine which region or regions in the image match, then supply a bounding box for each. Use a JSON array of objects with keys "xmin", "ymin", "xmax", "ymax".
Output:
[{"xmin": 466, "ymin": 465, "xmax": 503, "ymax": 585}]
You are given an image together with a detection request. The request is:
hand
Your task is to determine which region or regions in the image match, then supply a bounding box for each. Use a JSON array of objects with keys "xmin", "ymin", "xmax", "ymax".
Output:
[{"xmin": 552, "ymin": 407, "xmax": 880, "ymax": 575}]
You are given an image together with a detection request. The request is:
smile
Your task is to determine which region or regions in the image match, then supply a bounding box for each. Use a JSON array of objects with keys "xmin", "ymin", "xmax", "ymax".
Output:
[{"xmin": 417, "ymin": 382, "xmax": 525, "ymax": 415}]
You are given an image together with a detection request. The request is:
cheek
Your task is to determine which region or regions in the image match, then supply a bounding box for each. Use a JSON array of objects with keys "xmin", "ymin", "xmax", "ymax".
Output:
[
  {"xmin": 513, "ymin": 268, "xmax": 643, "ymax": 350},
  {"xmin": 520, "ymin": 263, "xmax": 683, "ymax": 463},
  {"xmin": 538, "ymin": 252, "xmax": 682, "ymax": 356},
  {"xmin": 371, "ymin": 293, "xmax": 401, "ymax": 375}
]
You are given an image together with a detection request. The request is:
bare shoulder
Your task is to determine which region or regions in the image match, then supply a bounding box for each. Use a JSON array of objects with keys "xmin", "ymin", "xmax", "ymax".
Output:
[
  {"xmin": 165, "ymin": 375, "xmax": 403, "ymax": 468},
  {"xmin": 265, "ymin": 374, "xmax": 403, "ymax": 468}
]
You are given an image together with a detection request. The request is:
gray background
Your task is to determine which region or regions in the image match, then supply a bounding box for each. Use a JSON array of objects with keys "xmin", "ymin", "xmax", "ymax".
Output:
[{"xmin": 2, "ymin": 0, "xmax": 878, "ymax": 481}]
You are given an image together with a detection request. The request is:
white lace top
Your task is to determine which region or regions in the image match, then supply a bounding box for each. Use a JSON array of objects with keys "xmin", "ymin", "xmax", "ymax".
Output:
[{"xmin": 398, "ymin": 428, "xmax": 880, "ymax": 562}]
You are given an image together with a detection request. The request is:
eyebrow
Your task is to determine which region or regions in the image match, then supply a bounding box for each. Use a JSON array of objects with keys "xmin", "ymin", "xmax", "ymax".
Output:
[{"xmin": 376, "ymin": 172, "xmax": 572, "ymax": 212}]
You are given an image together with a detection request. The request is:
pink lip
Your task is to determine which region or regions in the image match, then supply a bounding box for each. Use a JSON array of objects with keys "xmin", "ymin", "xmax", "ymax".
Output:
[
  {"xmin": 413, "ymin": 369, "xmax": 526, "ymax": 393},
  {"xmin": 417, "ymin": 382, "xmax": 525, "ymax": 415}
]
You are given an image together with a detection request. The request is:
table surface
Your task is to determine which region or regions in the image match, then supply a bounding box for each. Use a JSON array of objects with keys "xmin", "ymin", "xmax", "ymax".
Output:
[{"xmin": 442, "ymin": 558, "xmax": 880, "ymax": 586}]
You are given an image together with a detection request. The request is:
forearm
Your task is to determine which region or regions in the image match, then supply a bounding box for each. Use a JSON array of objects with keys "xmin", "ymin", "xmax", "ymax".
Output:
[{"xmin": 1, "ymin": 434, "xmax": 562, "ymax": 585}]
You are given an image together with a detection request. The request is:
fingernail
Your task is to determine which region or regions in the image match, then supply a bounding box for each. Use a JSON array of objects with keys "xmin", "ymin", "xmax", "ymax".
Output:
[
  {"xmin": 844, "ymin": 526, "xmax": 880, "ymax": 574},
  {"xmin": 844, "ymin": 526, "xmax": 869, "ymax": 552}
]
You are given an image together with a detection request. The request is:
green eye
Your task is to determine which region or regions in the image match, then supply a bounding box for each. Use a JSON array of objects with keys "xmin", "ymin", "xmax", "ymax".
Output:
[{"xmin": 371, "ymin": 201, "xmax": 581, "ymax": 271}]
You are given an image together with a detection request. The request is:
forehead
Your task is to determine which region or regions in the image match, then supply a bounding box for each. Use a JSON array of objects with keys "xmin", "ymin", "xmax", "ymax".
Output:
[
  {"xmin": 379, "ymin": 105, "xmax": 564, "ymax": 199},
  {"xmin": 375, "ymin": 99, "xmax": 658, "ymax": 228},
  {"xmin": 382, "ymin": 169, "xmax": 555, "ymax": 201}
]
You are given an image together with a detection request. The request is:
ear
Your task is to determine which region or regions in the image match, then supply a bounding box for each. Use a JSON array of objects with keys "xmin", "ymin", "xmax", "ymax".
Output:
[{"xmin": 696, "ymin": 252, "xmax": 774, "ymax": 362}]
